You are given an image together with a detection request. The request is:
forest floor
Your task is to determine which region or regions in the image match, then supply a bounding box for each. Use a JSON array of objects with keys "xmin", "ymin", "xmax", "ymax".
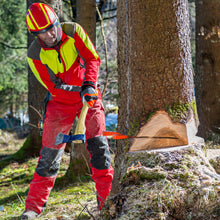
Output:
[
  {"xmin": 0, "ymin": 130, "xmax": 102, "ymax": 220},
  {"xmin": 0, "ymin": 130, "xmax": 219, "ymax": 219}
]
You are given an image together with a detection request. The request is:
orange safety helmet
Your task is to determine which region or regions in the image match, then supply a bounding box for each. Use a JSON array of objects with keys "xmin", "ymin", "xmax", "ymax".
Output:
[{"xmin": 25, "ymin": 3, "xmax": 58, "ymax": 35}]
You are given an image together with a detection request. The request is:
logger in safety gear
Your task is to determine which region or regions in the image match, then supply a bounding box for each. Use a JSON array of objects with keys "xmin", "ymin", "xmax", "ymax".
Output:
[{"xmin": 21, "ymin": 3, "xmax": 114, "ymax": 218}]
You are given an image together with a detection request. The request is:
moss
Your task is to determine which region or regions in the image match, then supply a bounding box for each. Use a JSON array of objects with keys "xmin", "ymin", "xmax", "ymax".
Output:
[
  {"xmin": 125, "ymin": 151, "xmax": 162, "ymax": 168},
  {"xmin": 108, "ymin": 146, "xmax": 220, "ymax": 220},
  {"xmin": 164, "ymin": 162, "xmax": 180, "ymax": 170},
  {"xmin": 122, "ymin": 166, "xmax": 167, "ymax": 185},
  {"xmin": 128, "ymin": 118, "xmax": 141, "ymax": 137},
  {"xmin": 187, "ymin": 147, "xmax": 196, "ymax": 155},
  {"xmin": 56, "ymin": 171, "xmax": 78, "ymax": 185},
  {"xmin": 166, "ymin": 101, "xmax": 189, "ymax": 121},
  {"xmin": 124, "ymin": 138, "xmax": 131, "ymax": 153},
  {"xmin": 190, "ymin": 100, "xmax": 198, "ymax": 120},
  {"xmin": 138, "ymin": 168, "xmax": 167, "ymax": 180},
  {"xmin": 165, "ymin": 100, "xmax": 197, "ymax": 122},
  {"xmin": 77, "ymin": 213, "xmax": 91, "ymax": 219},
  {"xmin": 12, "ymin": 134, "xmax": 32, "ymax": 159},
  {"xmin": 178, "ymin": 171, "xmax": 194, "ymax": 181}
]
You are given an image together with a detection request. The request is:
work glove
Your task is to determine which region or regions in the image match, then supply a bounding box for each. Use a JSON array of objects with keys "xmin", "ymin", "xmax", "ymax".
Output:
[{"xmin": 80, "ymin": 85, "xmax": 98, "ymax": 107}]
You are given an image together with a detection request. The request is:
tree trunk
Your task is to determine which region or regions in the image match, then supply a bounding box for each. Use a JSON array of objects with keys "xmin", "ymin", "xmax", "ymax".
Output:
[
  {"xmin": 70, "ymin": 0, "xmax": 77, "ymax": 21},
  {"xmin": 64, "ymin": 117, "xmax": 91, "ymax": 182},
  {"xmin": 27, "ymin": 66, "xmax": 46, "ymax": 157},
  {"xmin": 112, "ymin": 0, "xmax": 197, "ymax": 195},
  {"xmin": 76, "ymin": 0, "xmax": 96, "ymax": 44},
  {"xmin": 25, "ymin": 0, "xmax": 63, "ymax": 157},
  {"xmin": 65, "ymin": 0, "xmax": 96, "ymax": 180},
  {"xmin": 195, "ymin": 0, "xmax": 220, "ymax": 139}
]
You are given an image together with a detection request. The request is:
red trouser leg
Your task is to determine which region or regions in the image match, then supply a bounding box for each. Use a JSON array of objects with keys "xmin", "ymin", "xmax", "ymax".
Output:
[
  {"xmin": 25, "ymin": 172, "xmax": 56, "ymax": 213},
  {"xmin": 92, "ymin": 166, "xmax": 114, "ymax": 209},
  {"xmin": 85, "ymin": 99, "xmax": 114, "ymax": 209},
  {"xmin": 25, "ymin": 100, "xmax": 77, "ymax": 214}
]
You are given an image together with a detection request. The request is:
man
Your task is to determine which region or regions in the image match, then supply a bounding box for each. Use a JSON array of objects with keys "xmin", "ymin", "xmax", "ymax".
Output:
[{"xmin": 21, "ymin": 3, "xmax": 114, "ymax": 219}]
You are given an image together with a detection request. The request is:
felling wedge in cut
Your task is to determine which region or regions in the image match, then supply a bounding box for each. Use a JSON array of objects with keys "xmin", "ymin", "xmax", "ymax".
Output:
[{"xmin": 129, "ymin": 111, "xmax": 203, "ymax": 152}]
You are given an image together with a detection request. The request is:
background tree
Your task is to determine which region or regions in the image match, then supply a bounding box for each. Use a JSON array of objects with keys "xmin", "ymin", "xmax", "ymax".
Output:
[
  {"xmin": 0, "ymin": 0, "xmax": 27, "ymax": 119},
  {"xmin": 96, "ymin": 0, "xmax": 118, "ymax": 108},
  {"xmin": 64, "ymin": 0, "xmax": 97, "ymax": 181},
  {"xmin": 76, "ymin": 0, "xmax": 96, "ymax": 44},
  {"xmin": 21, "ymin": 0, "xmax": 63, "ymax": 158},
  {"xmin": 112, "ymin": 0, "xmax": 197, "ymax": 194},
  {"xmin": 195, "ymin": 0, "xmax": 220, "ymax": 139}
]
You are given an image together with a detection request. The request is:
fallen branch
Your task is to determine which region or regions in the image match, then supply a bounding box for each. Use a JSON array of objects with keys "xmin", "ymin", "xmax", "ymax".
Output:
[
  {"xmin": 76, "ymin": 198, "xmax": 96, "ymax": 220},
  {"xmin": 76, "ymin": 203, "xmax": 88, "ymax": 220}
]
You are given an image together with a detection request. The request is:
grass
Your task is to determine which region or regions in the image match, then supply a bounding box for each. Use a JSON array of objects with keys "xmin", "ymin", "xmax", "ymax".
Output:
[
  {"xmin": 0, "ymin": 131, "xmax": 100, "ymax": 220},
  {"xmin": 1, "ymin": 130, "xmax": 219, "ymax": 219}
]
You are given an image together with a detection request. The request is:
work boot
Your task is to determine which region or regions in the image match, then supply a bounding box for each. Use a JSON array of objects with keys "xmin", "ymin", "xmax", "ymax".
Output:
[{"xmin": 20, "ymin": 210, "xmax": 39, "ymax": 219}]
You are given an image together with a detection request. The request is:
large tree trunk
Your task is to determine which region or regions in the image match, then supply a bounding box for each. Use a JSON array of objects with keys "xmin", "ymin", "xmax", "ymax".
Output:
[
  {"xmin": 195, "ymin": 0, "xmax": 220, "ymax": 139},
  {"xmin": 112, "ymin": 0, "xmax": 198, "ymax": 195}
]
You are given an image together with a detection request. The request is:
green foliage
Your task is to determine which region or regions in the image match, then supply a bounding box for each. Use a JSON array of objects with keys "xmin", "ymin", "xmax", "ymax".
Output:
[{"xmin": 0, "ymin": 0, "xmax": 27, "ymax": 116}]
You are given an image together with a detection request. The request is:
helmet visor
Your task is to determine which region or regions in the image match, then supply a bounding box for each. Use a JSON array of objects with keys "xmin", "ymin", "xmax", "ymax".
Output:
[{"xmin": 31, "ymin": 19, "xmax": 59, "ymax": 35}]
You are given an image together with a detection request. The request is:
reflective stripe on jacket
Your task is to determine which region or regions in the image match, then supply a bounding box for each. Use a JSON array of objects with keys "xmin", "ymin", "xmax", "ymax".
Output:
[{"xmin": 27, "ymin": 22, "xmax": 100, "ymax": 104}]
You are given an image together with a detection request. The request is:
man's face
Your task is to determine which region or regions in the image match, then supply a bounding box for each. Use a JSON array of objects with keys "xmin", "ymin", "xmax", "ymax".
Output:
[{"xmin": 38, "ymin": 26, "xmax": 58, "ymax": 47}]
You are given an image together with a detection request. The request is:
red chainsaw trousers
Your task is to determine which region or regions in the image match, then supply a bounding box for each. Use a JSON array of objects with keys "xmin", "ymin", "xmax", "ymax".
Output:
[{"xmin": 25, "ymin": 97, "xmax": 114, "ymax": 214}]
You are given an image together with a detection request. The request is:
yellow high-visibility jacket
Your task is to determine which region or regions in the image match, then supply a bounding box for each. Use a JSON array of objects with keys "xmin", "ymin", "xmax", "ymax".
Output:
[{"xmin": 27, "ymin": 22, "xmax": 100, "ymax": 104}]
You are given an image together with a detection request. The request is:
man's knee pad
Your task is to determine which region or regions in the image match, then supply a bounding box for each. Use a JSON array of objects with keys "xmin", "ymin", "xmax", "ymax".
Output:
[
  {"xmin": 36, "ymin": 147, "xmax": 64, "ymax": 177},
  {"xmin": 87, "ymin": 136, "xmax": 111, "ymax": 170}
]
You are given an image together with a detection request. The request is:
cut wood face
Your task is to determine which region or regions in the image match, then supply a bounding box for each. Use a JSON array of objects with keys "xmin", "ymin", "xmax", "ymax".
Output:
[{"xmin": 129, "ymin": 111, "xmax": 189, "ymax": 152}]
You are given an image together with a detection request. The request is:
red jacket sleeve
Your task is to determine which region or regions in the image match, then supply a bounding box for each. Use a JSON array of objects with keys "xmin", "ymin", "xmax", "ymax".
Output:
[{"xmin": 73, "ymin": 23, "xmax": 101, "ymax": 89}]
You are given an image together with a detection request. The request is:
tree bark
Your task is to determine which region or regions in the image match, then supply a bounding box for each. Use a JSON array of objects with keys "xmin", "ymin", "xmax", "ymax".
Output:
[
  {"xmin": 112, "ymin": 0, "xmax": 197, "ymax": 195},
  {"xmin": 65, "ymin": 0, "xmax": 97, "ymax": 180},
  {"xmin": 195, "ymin": 0, "xmax": 220, "ymax": 139},
  {"xmin": 70, "ymin": 0, "xmax": 77, "ymax": 21},
  {"xmin": 76, "ymin": 0, "xmax": 96, "ymax": 45}
]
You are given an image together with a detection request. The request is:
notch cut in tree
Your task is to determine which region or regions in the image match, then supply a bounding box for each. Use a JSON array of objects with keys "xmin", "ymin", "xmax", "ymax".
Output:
[{"xmin": 129, "ymin": 110, "xmax": 203, "ymax": 152}]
